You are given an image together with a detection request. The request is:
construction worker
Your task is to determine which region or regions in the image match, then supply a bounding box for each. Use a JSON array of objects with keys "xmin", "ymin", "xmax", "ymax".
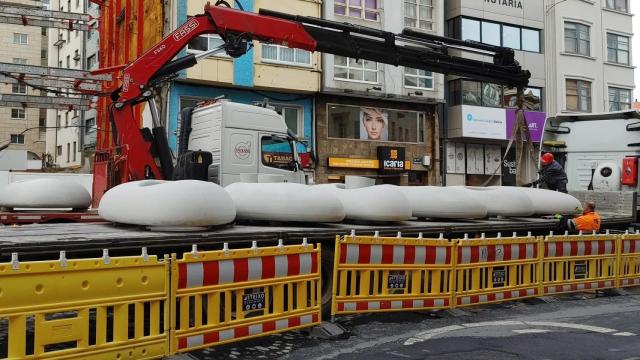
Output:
[
  {"xmin": 524, "ymin": 153, "xmax": 568, "ymax": 193},
  {"xmin": 557, "ymin": 201, "xmax": 601, "ymax": 233}
]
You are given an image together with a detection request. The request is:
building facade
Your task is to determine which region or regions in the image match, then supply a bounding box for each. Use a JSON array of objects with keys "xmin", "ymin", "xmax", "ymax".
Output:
[
  {"xmin": 165, "ymin": 0, "xmax": 321, "ymax": 181},
  {"xmin": 0, "ymin": 0, "xmax": 47, "ymax": 162},
  {"xmin": 316, "ymin": 0, "xmax": 445, "ymax": 186},
  {"xmin": 444, "ymin": 0, "xmax": 546, "ymax": 186},
  {"xmin": 45, "ymin": 0, "xmax": 99, "ymax": 169},
  {"xmin": 545, "ymin": 0, "xmax": 635, "ymax": 115}
]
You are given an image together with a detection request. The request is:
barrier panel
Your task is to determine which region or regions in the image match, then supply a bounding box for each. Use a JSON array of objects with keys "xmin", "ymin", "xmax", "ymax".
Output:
[
  {"xmin": 171, "ymin": 242, "xmax": 321, "ymax": 353},
  {"xmin": 453, "ymin": 234, "xmax": 539, "ymax": 307},
  {"xmin": 542, "ymin": 233, "xmax": 617, "ymax": 295},
  {"xmin": 0, "ymin": 251, "xmax": 169, "ymax": 360},
  {"xmin": 331, "ymin": 234, "xmax": 454, "ymax": 316},
  {"xmin": 618, "ymin": 232, "xmax": 640, "ymax": 288}
]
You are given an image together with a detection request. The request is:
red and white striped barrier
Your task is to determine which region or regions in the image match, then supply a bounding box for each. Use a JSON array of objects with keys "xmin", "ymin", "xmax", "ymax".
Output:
[
  {"xmin": 457, "ymin": 288, "xmax": 537, "ymax": 306},
  {"xmin": 337, "ymin": 298, "xmax": 449, "ymax": 312},
  {"xmin": 339, "ymin": 242, "xmax": 451, "ymax": 265},
  {"xmin": 544, "ymin": 240, "xmax": 615, "ymax": 257},
  {"xmin": 544, "ymin": 280, "xmax": 614, "ymax": 294},
  {"xmin": 178, "ymin": 252, "xmax": 317, "ymax": 289}
]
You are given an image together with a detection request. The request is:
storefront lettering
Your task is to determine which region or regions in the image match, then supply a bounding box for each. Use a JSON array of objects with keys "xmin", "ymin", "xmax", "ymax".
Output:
[
  {"xmin": 485, "ymin": 0, "xmax": 523, "ymax": 9},
  {"xmin": 383, "ymin": 160, "xmax": 404, "ymax": 169},
  {"xmin": 503, "ymin": 159, "xmax": 517, "ymax": 175}
]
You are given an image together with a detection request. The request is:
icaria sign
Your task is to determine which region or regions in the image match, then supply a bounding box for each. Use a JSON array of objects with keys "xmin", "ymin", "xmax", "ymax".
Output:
[{"xmin": 461, "ymin": 106, "xmax": 506, "ymax": 140}]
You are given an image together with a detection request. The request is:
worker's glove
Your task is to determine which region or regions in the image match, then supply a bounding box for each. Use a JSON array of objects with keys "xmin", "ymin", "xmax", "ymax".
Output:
[{"xmin": 553, "ymin": 214, "xmax": 563, "ymax": 220}]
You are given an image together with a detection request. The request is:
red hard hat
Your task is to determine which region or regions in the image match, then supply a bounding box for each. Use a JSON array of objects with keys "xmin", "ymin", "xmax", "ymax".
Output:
[{"xmin": 541, "ymin": 153, "xmax": 554, "ymax": 166}]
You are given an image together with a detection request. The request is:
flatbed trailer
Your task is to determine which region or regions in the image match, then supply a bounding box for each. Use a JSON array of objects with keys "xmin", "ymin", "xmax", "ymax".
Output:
[
  {"xmin": 1, "ymin": 213, "xmax": 632, "ymax": 262},
  {"xmin": 0, "ymin": 210, "xmax": 102, "ymax": 225}
]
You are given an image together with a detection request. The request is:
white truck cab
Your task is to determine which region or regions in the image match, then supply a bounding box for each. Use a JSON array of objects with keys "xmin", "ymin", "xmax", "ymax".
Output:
[{"xmin": 185, "ymin": 100, "xmax": 305, "ymax": 186}]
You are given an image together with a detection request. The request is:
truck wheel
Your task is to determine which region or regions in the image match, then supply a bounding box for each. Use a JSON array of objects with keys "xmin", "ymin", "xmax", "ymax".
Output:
[{"xmin": 320, "ymin": 243, "xmax": 335, "ymax": 318}]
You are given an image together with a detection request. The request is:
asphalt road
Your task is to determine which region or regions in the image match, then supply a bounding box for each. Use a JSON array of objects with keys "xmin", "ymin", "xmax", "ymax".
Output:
[{"xmin": 182, "ymin": 288, "xmax": 640, "ymax": 360}]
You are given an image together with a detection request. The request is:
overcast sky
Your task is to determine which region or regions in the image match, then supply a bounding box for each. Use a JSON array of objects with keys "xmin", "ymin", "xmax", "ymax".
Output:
[{"xmin": 634, "ymin": 2, "xmax": 640, "ymax": 101}]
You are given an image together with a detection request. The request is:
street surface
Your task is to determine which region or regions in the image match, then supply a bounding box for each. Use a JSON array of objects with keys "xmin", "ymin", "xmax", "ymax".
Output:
[{"xmin": 183, "ymin": 288, "xmax": 640, "ymax": 360}]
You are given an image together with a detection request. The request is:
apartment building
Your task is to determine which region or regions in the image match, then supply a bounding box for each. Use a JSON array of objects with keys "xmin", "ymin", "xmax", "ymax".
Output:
[
  {"xmin": 444, "ymin": 0, "xmax": 546, "ymax": 186},
  {"xmin": 316, "ymin": 0, "xmax": 445, "ymax": 185},
  {"xmin": 44, "ymin": 0, "xmax": 99, "ymax": 169},
  {"xmin": 545, "ymin": 0, "xmax": 635, "ymax": 115},
  {"xmin": 165, "ymin": 0, "xmax": 321, "ymax": 181},
  {"xmin": 0, "ymin": 0, "xmax": 47, "ymax": 164}
]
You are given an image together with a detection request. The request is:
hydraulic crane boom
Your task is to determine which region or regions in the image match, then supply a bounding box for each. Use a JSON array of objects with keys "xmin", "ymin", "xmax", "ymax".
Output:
[{"xmin": 93, "ymin": 2, "xmax": 531, "ymax": 205}]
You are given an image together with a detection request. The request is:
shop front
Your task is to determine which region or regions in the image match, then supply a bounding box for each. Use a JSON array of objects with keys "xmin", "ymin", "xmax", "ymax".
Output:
[
  {"xmin": 315, "ymin": 94, "xmax": 439, "ymax": 185},
  {"xmin": 446, "ymin": 104, "xmax": 546, "ymax": 186}
]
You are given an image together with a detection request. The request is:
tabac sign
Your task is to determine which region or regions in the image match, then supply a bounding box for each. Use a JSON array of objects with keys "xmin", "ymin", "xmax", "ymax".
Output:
[{"xmin": 377, "ymin": 146, "xmax": 407, "ymax": 171}]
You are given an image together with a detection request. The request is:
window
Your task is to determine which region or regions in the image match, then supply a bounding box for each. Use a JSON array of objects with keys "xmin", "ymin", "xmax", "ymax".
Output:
[
  {"xmin": 481, "ymin": 21, "xmax": 501, "ymax": 46},
  {"xmin": 57, "ymin": 114, "xmax": 61, "ymax": 127},
  {"xmin": 261, "ymin": 135, "xmax": 296, "ymax": 171},
  {"xmin": 85, "ymin": 117, "xmax": 96, "ymax": 134},
  {"xmin": 57, "ymin": 145, "xmax": 62, "ymax": 156},
  {"xmin": 461, "ymin": 18, "xmax": 480, "ymax": 42},
  {"xmin": 39, "ymin": 118, "xmax": 46, "ymax": 127},
  {"xmin": 66, "ymin": 55, "xmax": 70, "ymax": 68},
  {"xmin": 186, "ymin": 34, "xmax": 227, "ymax": 57},
  {"xmin": 404, "ymin": 68, "xmax": 433, "ymax": 90},
  {"xmin": 271, "ymin": 105, "xmax": 303, "ymax": 137},
  {"xmin": 12, "ymin": 83, "xmax": 27, "ymax": 94},
  {"xmin": 404, "ymin": 0, "xmax": 433, "ymax": 31},
  {"xmin": 450, "ymin": 17, "xmax": 541, "ymax": 53},
  {"xmin": 66, "ymin": 143, "xmax": 70, "ymax": 162},
  {"xmin": 41, "ymin": 27, "xmax": 47, "ymax": 36},
  {"xmin": 10, "ymin": 134, "xmax": 25, "ymax": 144},
  {"xmin": 11, "ymin": 109, "xmax": 25, "ymax": 119},
  {"xmin": 482, "ymin": 83, "xmax": 503, "ymax": 107},
  {"xmin": 73, "ymin": 141, "xmax": 77, "ymax": 161},
  {"xmin": 74, "ymin": 49, "xmax": 80, "ymax": 66},
  {"xmin": 504, "ymin": 87, "xmax": 542, "ymax": 111},
  {"xmin": 13, "ymin": 33, "xmax": 28, "ymax": 45},
  {"xmin": 606, "ymin": 0, "xmax": 628, "ymax": 12},
  {"xmin": 12, "ymin": 58, "xmax": 27, "ymax": 64},
  {"xmin": 41, "ymin": 49, "xmax": 47, "ymax": 60},
  {"xmin": 609, "ymin": 87, "xmax": 631, "ymax": 111},
  {"xmin": 327, "ymin": 104, "xmax": 425, "ymax": 143},
  {"xmin": 261, "ymin": 44, "xmax": 311, "ymax": 66},
  {"xmin": 87, "ymin": 54, "xmax": 97, "ymax": 69},
  {"xmin": 334, "ymin": 56, "xmax": 378, "ymax": 83},
  {"xmin": 334, "ymin": 0, "xmax": 378, "ymax": 21},
  {"xmin": 566, "ymin": 79, "xmax": 591, "ymax": 112},
  {"xmin": 502, "ymin": 25, "xmax": 521, "ymax": 49},
  {"xmin": 65, "ymin": 112, "xmax": 69, "ymax": 127},
  {"xmin": 607, "ymin": 33, "xmax": 630, "ymax": 65},
  {"xmin": 564, "ymin": 22, "xmax": 590, "ymax": 56}
]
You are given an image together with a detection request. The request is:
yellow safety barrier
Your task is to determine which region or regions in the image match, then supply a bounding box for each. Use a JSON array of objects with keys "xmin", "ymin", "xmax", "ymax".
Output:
[
  {"xmin": 454, "ymin": 234, "xmax": 540, "ymax": 307},
  {"xmin": 618, "ymin": 232, "xmax": 640, "ymax": 288},
  {"xmin": 170, "ymin": 242, "xmax": 321, "ymax": 353},
  {"xmin": 542, "ymin": 233, "xmax": 617, "ymax": 295},
  {"xmin": 0, "ymin": 251, "xmax": 169, "ymax": 360},
  {"xmin": 331, "ymin": 234, "xmax": 454, "ymax": 315}
]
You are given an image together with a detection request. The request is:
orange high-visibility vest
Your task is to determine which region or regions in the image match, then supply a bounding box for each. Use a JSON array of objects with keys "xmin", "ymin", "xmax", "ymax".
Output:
[{"xmin": 573, "ymin": 211, "xmax": 601, "ymax": 232}]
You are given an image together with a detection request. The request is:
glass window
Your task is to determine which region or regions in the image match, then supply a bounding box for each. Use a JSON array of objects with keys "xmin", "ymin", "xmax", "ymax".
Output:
[
  {"xmin": 481, "ymin": 21, "xmax": 501, "ymax": 46},
  {"xmin": 87, "ymin": 54, "xmax": 97, "ymax": 69},
  {"xmin": 607, "ymin": 33, "xmax": 630, "ymax": 65},
  {"xmin": 564, "ymin": 22, "xmax": 590, "ymax": 56},
  {"xmin": 12, "ymin": 83, "xmax": 26, "ymax": 94},
  {"xmin": 262, "ymin": 44, "xmax": 311, "ymax": 66},
  {"xmin": 608, "ymin": 87, "xmax": 632, "ymax": 111},
  {"xmin": 521, "ymin": 28, "xmax": 540, "ymax": 52},
  {"xmin": 13, "ymin": 33, "xmax": 28, "ymax": 45},
  {"xmin": 504, "ymin": 87, "xmax": 542, "ymax": 111},
  {"xmin": 85, "ymin": 118, "xmax": 96, "ymax": 134},
  {"xmin": 11, "ymin": 109, "xmax": 25, "ymax": 119},
  {"xmin": 462, "ymin": 80, "xmax": 482, "ymax": 106},
  {"xmin": 461, "ymin": 18, "xmax": 480, "ymax": 42},
  {"xmin": 73, "ymin": 142, "xmax": 77, "ymax": 162},
  {"xmin": 271, "ymin": 105, "xmax": 303, "ymax": 137},
  {"xmin": 10, "ymin": 134, "xmax": 25, "ymax": 144},
  {"xmin": 502, "ymin": 25, "xmax": 521, "ymax": 50},
  {"xmin": 335, "ymin": 0, "xmax": 378, "ymax": 21},
  {"xmin": 606, "ymin": 0, "xmax": 628, "ymax": 12},
  {"xmin": 404, "ymin": 68, "xmax": 433, "ymax": 90},
  {"xmin": 187, "ymin": 34, "xmax": 227, "ymax": 57},
  {"xmin": 482, "ymin": 83, "xmax": 503, "ymax": 107},
  {"xmin": 327, "ymin": 104, "xmax": 425, "ymax": 143},
  {"xmin": 404, "ymin": 0, "xmax": 433, "ymax": 31},
  {"xmin": 261, "ymin": 135, "xmax": 296, "ymax": 171},
  {"xmin": 66, "ymin": 143, "xmax": 70, "ymax": 162},
  {"xmin": 57, "ymin": 145, "xmax": 62, "ymax": 156},
  {"xmin": 334, "ymin": 56, "xmax": 378, "ymax": 83},
  {"xmin": 12, "ymin": 58, "xmax": 27, "ymax": 65},
  {"xmin": 566, "ymin": 79, "xmax": 591, "ymax": 112}
]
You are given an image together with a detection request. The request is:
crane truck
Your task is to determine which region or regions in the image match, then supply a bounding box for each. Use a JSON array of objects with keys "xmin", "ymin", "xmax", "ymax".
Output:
[{"xmin": 0, "ymin": 3, "xmax": 634, "ymax": 313}]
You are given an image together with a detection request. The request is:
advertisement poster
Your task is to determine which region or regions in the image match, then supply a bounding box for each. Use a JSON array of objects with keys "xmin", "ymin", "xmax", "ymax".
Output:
[
  {"xmin": 461, "ymin": 105, "xmax": 506, "ymax": 140},
  {"xmin": 506, "ymin": 110, "xmax": 546, "ymax": 142},
  {"xmin": 360, "ymin": 107, "xmax": 389, "ymax": 141}
]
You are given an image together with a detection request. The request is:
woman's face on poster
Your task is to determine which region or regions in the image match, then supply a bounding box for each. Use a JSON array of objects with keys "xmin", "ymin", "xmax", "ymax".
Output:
[{"xmin": 362, "ymin": 108, "xmax": 385, "ymax": 140}]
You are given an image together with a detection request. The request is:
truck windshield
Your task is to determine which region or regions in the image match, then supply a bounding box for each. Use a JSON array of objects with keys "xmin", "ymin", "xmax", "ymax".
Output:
[{"xmin": 261, "ymin": 135, "xmax": 297, "ymax": 171}]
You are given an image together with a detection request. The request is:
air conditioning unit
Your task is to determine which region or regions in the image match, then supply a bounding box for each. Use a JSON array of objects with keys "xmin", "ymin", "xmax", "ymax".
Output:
[{"xmin": 422, "ymin": 155, "xmax": 431, "ymax": 167}]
